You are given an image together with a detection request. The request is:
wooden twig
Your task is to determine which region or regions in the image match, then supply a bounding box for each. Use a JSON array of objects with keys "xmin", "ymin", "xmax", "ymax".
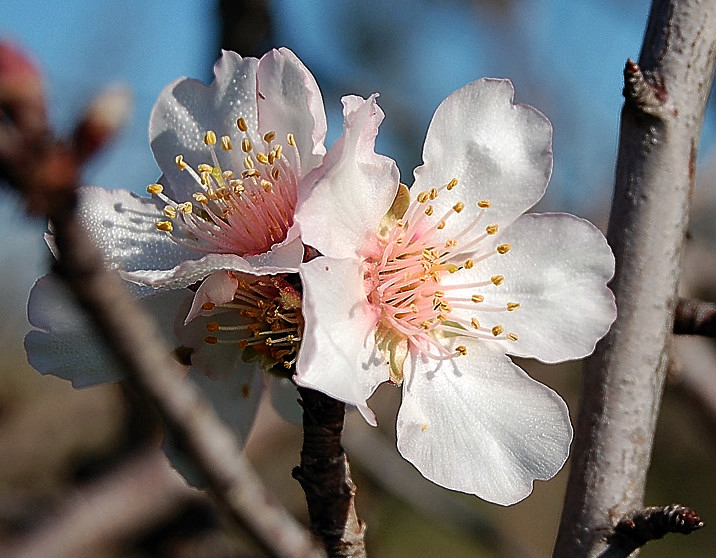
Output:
[
  {"xmin": 673, "ymin": 297, "xmax": 716, "ymax": 337},
  {"xmin": 553, "ymin": 2, "xmax": 716, "ymax": 557},
  {"xmin": 293, "ymin": 388, "xmax": 367, "ymax": 558}
]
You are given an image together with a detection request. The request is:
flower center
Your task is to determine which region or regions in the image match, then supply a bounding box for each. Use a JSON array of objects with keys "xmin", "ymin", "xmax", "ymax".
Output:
[
  {"xmin": 364, "ymin": 178, "xmax": 519, "ymax": 361},
  {"xmin": 202, "ymin": 274, "xmax": 303, "ymax": 373},
  {"xmin": 147, "ymin": 117, "xmax": 301, "ymax": 256}
]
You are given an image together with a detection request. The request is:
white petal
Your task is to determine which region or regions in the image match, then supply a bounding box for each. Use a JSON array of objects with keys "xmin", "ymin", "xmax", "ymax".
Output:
[
  {"xmin": 295, "ymin": 256, "xmax": 386, "ymax": 425},
  {"xmin": 25, "ymin": 274, "xmax": 189, "ymax": 387},
  {"xmin": 413, "ymin": 79, "xmax": 552, "ymax": 240},
  {"xmin": 149, "ymin": 51, "xmax": 260, "ymax": 201},
  {"xmin": 296, "ymin": 95, "xmax": 399, "ymax": 259},
  {"xmin": 449, "ymin": 213, "xmax": 616, "ymax": 363},
  {"xmin": 76, "ymin": 186, "xmax": 195, "ymax": 274},
  {"xmin": 122, "ymin": 251, "xmax": 299, "ymax": 290},
  {"xmin": 397, "ymin": 340, "xmax": 572, "ymax": 505},
  {"xmin": 185, "ymin": 270, "xmax": 238, "ymax": 323},
  {"xmin": 256, "ymin": 47, "xmax": 327, "ymax": 174}
]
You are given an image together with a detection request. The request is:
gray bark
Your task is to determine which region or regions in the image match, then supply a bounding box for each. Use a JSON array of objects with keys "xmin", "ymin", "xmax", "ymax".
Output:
[{"xmin": 553, "ymin": 1, "xmax": 716, "ymax": 557}]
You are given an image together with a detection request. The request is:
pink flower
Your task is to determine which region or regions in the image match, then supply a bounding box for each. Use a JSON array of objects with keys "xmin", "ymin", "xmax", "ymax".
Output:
[{"xmin": 294, "ymin": 81, "xmax": 617, "ymax": 504}]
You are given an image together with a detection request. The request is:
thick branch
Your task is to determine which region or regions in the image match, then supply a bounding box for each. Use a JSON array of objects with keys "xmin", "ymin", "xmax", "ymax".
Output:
[
  {"xmin": 293, "ymin": 388, "xmax": 366, "ymax": 558},
  {"xmin": 673, "ymin": 297, "xmax": 716, "ymax": 337},
  {"xmin": 554, "ymin": 2, "xmax": 716, "ymax": 557}
]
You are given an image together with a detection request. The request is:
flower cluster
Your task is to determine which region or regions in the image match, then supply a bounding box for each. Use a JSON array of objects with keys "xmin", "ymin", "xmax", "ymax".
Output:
[{"xmin": 26, "ymin": 49, "xmax": 616, "ymax": 504}]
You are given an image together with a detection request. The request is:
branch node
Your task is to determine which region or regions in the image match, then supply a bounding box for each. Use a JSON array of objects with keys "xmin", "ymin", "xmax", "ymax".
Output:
[
  {"xmin": 611, "ymin": 504, "xmax": 704, "ymax": 550},
  {"xmin": 623, "ymin": 58, "xmax": 667, "ymax": 115}
]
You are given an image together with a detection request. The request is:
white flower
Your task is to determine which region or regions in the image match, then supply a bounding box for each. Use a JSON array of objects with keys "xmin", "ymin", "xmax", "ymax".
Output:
[
  {"xmin": 294, "ymin": 81, "xmax": 617, "ymax": 505},
  {"xmin": 25, "ymin": 48, "xmax": 327, "ymax": 435}
]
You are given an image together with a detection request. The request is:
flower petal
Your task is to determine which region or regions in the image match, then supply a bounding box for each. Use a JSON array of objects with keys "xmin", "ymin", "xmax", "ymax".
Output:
[
  {"xmin": 295, "ymin": 256, "xmax": 386, "ymax": 425},
  {"xmin": 76, "ymin": 186, "xmax": 195, "ymax": 276},
  {"xmin": 397, "ymin": 339, "xmax": 572, "ymax": 505},
  {"xmin": 448, "ymin": 213, "xmax": 616, "ymax": 363},
  {"xmin": 149, "ymin": 50, "xmax": 260, "ymax": 201},
  {"xmin": 185, "ymin": 270, "xmax": 239, "ymax": 323},
  {"xmin": 256, "ymin": 47, "xmax": 327, "ymax": 174},
  {"xmin": 25, "ymin": 274, "xmax": 189, "ymax": 386},
  {"xmin": 122, "ymin": 249, "xmax": 300, "ymax": 290},
  {"xmin": 296, "ymin": 95, "xmax": 400, "ymax": 259},
  {"xmin": 412, "ymin": 79, "xmax": 552, "ymax": 239}
]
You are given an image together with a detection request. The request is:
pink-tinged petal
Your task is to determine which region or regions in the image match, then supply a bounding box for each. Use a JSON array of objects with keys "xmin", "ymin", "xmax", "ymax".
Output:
[
  {"xmin": 25, "ymin": 274, "xmax": 189, "ymax": 386},
  {"xmin": 296, "ymin": 95, "xmax": 400, "ymax": 259},
  {"xmin": 149, "ymin": 51, "xmax": 260, "ymax": 201},
  {"xmin": 413, "ymin": 79, "xmax": 552, "ymax": 240},
  {"xmin": 257, "ymin": 47, "xmax": 327, "ymax": 174},
  {"xmin": 446, "ymin": 213, "xmax": 616, "ymax": 363},
  {"xmin": 397, "ymin": 339, "xmax": 572, "ymax": 505},
  {"xmin": 76, "ymin": 186, "xmax": 195, "ymax": 275},
  {"xmin": 121, "ymin": 251, "xmax": 299, "ymax": 290},
  {"xmin": 295, "ymin": 256, "xmax": 386, "ymax": 425},
  {"xmin": 186, "ymin": 270, "xmax": 239, "ymax": 323}
]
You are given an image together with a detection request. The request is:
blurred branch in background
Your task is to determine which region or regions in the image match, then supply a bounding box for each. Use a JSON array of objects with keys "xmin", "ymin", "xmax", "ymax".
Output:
[
  {"xmin": 0, "ymin": 41, "xmax": 325, "ymax": 558},
  {"xmin": 554, "ymin": 1, "xmax": 716, "ymax": 557}
]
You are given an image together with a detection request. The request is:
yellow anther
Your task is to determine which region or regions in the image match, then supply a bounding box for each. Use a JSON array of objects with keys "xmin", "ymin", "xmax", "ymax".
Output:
[
  {"xmin": 437, "ymin": 314, "xmax": 448, "ymax": 321},
  {"xmin": 410, "ymin": 303, "xmax": 419, "ymax": 313},
  {"xmin": 206, "ymin": 322, "xmax": 220, "ymax": 332},
  {"xmin": 263, "ymin": 131, "xmax": 276, "ymax": 143},
  {"xmin": 456, "ymin": 345, "xmax": 468, "ymax": 355},
  {"xmin": 177, "ymin": 202, "xmax": 193, "ymax": 214},
  {"xmin": 486, "ymin": 224, "xmax": 499, "ymax": 235},
  {"xmin": 507, "ymin": 332, "xmax": 519, "ymax": 341},
  {"xmin": 452, "ymin": 201, "xmax": 465, "ymax": 213},
  {"xmin": 421, "ymin": 424, "xmax": 428, "ymax": 431},
  {"xmin": 146, "ymin": 183, "xmax": 163, "ymax": 194},
  {"xmin": 201, "ymin": 302, "xmax": 215, "ymax": 311},
  {"xmin": 274, "ymin": 144, "xmax": 283, "ymax": 159},
  {"xmin": 241, "ymin": 138, "xmax": 252, "ymax": 152},
  {"xmin": 492, "ymin": 325, "xmax": 504, "ymax": 336},
  {"xmin": 244, "ymin": 168, "xmax": 260, "ymax": 178},
  {"xmin": 260, "ymin": 179, "xmax": 273, "ymax": 192},
  {"xmin": 424, "ymin": 205, "xmax": 434, "ymax": 216},
  {"xmin": 175, "ymin": 154, "xmax": 188, "ymax": 170},
  {"xmin": 256, "ymin": 152, "xmax": 269, "ymax": 165},
  {"xmin": 237, "ymin": 117, "xmax": 248, "ymax": 132},
  {"xmin": 163, "ymin": 206, "xmax": 177, "ymax": 218},
  {"xmin": 437, "ymin": 220, "xmax": 446, "ymax": 230},
  {"xmin": 471, "ymin": 294, "xmax": 484, "ymax": 303},
  {"xmin": 193, "ymin": 192, "xmax": 208, "ymax": 204},
  {"xmin": 222, "ymin": 170, "xmax": 234, "ymax": 179},
  {"xmin": 204, "ymin": 130, "xmax": 217, "ymax": 145},
  {"xmin": 478, "ymin": 199, "xmax": 491, "ymax": 208},
  {"xmin": 417, "ymin": 191, "xmax": 430, "ymax": 203},
  {"xmin": 471, "ymin": 317, "xmax": 481, "ymax": 329},
  {"xmin": 221, "ymin": 135, "xmax": 233, "ymax": 150},
  {"xmin": 445, "ymin": 239, "xmax": 458, "ymax": 248},
  {"xmin": 271, "ymin": 167, "xmax": 281, "ymax": 181},
  {"xmin": 506, "ymin": 302, "xmax": 520, "ymax": 311},
  {"xmin": 497, "ymin": 243, "xmax": 511, "ymax": 254},
  {"xmin": 287, "ymin": 133, "xmax": 296, "ymax": 146},
  {"xmin": 464, "ymin": 259, "xmax": 474, "ymax": 269},
  {"xmin": 428, "ymin": 187, "xmax": 438, "ymax": 200},
  {"xmin": 447, "ymin": 264, "xmax": 459, "ymax": 273},
  {"xmin": 200, "ymin": 171, "xmax": 211, "ymax": 186},
  {"xmin": 204, "ymin": 336, "xmax": 218, "ymax": 344},
  {"xmin": 156, "ymin": 221, "xmax": 173, "ymax": 232},
  {"xmin": 446, "ymin": 178, "xmax": 458, "ymax": 190},
  {"xmin": 197, "ymin": 163, "xmax": 213, "ymax": 173},
  {"xmin": 433, "ymin": 290, "xmax": 445, "ymax": 298},
  {"xmin": 491, "ymin": 275, "xmax": 504, "ymax": 286}
]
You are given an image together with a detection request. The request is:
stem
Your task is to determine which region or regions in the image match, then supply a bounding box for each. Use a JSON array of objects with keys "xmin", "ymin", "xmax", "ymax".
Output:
[
  {"xmin": 553, "ymin": 2, "xmax": 716, "ymax": 557},
  {"xmin": 673, "ymin": 297, "xmax": 716, "ymax": 337},
  {"xmin": 293, "ymin": 388, "xmax": 367, "ymax": 558}
]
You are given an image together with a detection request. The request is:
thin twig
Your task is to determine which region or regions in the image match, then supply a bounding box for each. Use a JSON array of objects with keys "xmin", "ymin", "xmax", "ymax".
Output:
[
  {"xmin": 293, "ymin": 388, "xmax": 367, "ymax": 558},
  {"xmin": 553, "ymin": 2, "xmax": 716, "ymax": 557},
  {"xmin": 673, "ymin": 297, "xmax": 716, "ymax": 337}
]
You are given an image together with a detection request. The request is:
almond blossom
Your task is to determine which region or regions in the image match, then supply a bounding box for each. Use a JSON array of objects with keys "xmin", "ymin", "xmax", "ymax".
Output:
[
  {"xmin": 26, "ymin": 48, "xmax": 327, "ymax": 432},
  {"xmin": 294, "ymin": 81, "xmax": 617, "ymax": 505}
]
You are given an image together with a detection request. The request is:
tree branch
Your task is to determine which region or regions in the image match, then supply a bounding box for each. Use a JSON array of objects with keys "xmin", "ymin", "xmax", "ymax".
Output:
[
  {"xmin": 553, "ymin": 2, "xmax": 716, "ymax": 557},
  {"xmin": 673, "ymin": 297, "xmax": 716, "ymax": 337},
  {"xmin": 293, "ymin": 388, "xmax": 367, "ymax": 558}
]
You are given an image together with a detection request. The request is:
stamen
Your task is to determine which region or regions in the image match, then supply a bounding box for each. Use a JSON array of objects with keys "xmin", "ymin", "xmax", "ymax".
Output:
[
  {"xmin": 506, "ymin": 302, "xmax": 520, "ymax": 311},
  {"xmin": 491, "ymin": 325, "xmax": 504, "ymax": 336},
  {"xmin": 147, "ymin": 183, "xmax": 163, "ymax": 194},
  {"xmin": 497, "ymin": 243, "xmax": 511, "ymax": 254}
]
